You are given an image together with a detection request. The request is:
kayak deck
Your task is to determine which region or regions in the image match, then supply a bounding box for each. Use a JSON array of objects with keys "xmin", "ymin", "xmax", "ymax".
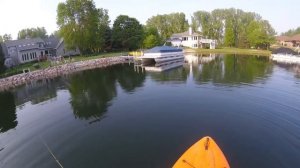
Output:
[{"xmin": 173, "ymin": 136, "xmax": 230, "ymax": 168}]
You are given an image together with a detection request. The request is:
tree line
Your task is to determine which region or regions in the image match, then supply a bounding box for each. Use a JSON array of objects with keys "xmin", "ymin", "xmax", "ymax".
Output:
[
  {"xmin": 282, "ymin": 27, "xmax": 300, "ymax": 36},
  {"xmin": 191, "ymin": 9, "xmax": 275, "ymax": 49},
  {"xmin": 0, "ymin": 0, "xmax": 277, "ymax": 65}
]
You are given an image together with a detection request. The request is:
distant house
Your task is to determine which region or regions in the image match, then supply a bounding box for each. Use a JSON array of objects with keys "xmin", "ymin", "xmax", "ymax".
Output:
[
  {"xmin": 2, "ymin": 37, "xmax": 80, "ymax": 67},
  {"xmin": 275, "ymin": 34, "xmax": 300, "ymax": 48},
  {"xmin": 169, "ymin": 27, "xmax": 217, "ymax": 49}
]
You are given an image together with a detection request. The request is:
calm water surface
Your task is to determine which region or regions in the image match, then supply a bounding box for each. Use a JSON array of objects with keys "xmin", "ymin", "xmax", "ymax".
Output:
[{"xmin": 0, "ymin": 54, "xmax": 300, "ymax": 168}]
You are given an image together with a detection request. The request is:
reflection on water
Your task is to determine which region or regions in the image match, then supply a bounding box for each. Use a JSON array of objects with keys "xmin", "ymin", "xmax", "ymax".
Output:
[
  {"xmin": 185, "ymin": 53, "xmax": 216, "ymax": 64},
  {"xmin": 275, "ymin": 62, "xmax": 300, "ymax": 78},
  {"xmin": 0, "ymin": 92, "xmax": 17, "ymax": 133},
  {"xmin": 185, "ymin": 54, "xmax": 272, "ymax": 85},
  {"xmin": 68, "ymin": 64, "xmax": 145, "ymax": 120},
  {"xmin": 1, "ymin": 54, "xmax": 300, "ymax": 168},
  {"xmin": 14, "ymin": 78, "xmax": 65, "ymax": 107}
]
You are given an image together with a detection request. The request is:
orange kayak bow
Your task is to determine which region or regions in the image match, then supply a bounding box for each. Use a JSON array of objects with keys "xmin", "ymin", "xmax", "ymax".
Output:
[{"xmin": 173, "ymin": 136, "xmax": 230, "ymax": 168}]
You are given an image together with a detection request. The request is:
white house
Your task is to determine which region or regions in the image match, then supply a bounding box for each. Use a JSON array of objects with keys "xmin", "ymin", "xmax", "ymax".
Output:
[{"xmin": 170, "ymin": 27, "xmax": 216, "ymax": 49}]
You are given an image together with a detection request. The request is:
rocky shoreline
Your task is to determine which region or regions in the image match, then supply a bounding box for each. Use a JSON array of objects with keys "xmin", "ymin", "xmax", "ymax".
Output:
[{"xmin": 0, "ymin": 56, "xmax": 132, "ymax": 91}]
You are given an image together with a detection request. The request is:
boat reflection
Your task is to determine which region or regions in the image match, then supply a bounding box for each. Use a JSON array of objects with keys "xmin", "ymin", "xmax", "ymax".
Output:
[
  {"xmin": 185, "ymin": 53, "xmax": 216, "ymax": 64},
  {"xmin": 275, "ymin": 62, "xmax": 300, "ymax": 78},
  {"xmin": 134, "ymin": 58, "xmax": 184, "ymax": 72}
]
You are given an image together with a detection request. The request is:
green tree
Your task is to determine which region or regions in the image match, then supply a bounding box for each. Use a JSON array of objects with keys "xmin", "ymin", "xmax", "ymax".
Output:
[
  {"xmin": 17, "ymin": 27, "xmax": 47, "ymax": 39},
  {"xmin": 224, "ymin": 19, "xmax": 235, "ymax": 47},
  {"xmin": 143, "ymin": 27, "xmax": 161, "ymax": 48},
  {"xmin": 146, "ymin": 13, "xmax": 189, "ymax": 40},
  {"xmin": 247, "ymin": 20, "xmax": 275, "ymax": 49},
  {"xmin": 282, "ymin": 27, "xmax": 300, "ymax": 36},
  {"xmin": 57, "ymin": 0, "xmax": 110, "ymax": 54},
  {"xmin": 192, "ymin": 11, "xmax": 213, "ymax": 38},
  {"xmin": 2, "ymin": 34, "xmax": 12, "ymax": 41},
  {"xmin": 0, "ymin": 36, "xmax": 3, "ymax": 43},
  {"xmin": 192, "ymin": 8, "xmax": 275, "ymax": 48},
  {"xmin": 112, "ymin": 15, "xmax": 143, "ymax": 50}
]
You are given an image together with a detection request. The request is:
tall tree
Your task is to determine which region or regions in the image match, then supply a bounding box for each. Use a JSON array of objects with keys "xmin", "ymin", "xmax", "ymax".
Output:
[
  {"xmin": 57, "ymin": 0, "xmax": 110, "ymax": 54},
  {"xmin": 143, "ymin": 27, "xmax": 161, "ymax": 49},
  {"xmin": 192, "ymin": 11, "xmax": 213, "ymax": 38},
  {"xmin": 224, "ymin": 19, "xmax": 235, "ymax": 47},
  {"xmin": 17, "ymin": 27, "xmax": 47, "ymax": 39},
  {"xmin": 192, "ymin": 8, "xmax": 275, "ymax": 48},
  {"xmin": 146, "ymin": 13, "xmax": 189, "ymax": 40},
  {"xmin": 112, "ymin": 15, "xmax": 143, "ymax": 50},
  {"xmin": 2, "ymin": 34, "xmax": 12, "ymax": 42}
]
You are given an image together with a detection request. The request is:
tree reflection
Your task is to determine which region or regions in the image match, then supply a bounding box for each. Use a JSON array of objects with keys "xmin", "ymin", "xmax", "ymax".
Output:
[
  {"xmin": 0, "ymin": 92, "xmax": 17, "ymax": 133},
  {"xmin": 115, "ymin": 64, "xmax": 146, "ymax": 92},
  {"xmin": 192, "ymin": 54, "xmax": 272, "ymax": 84},
  {"xmin": 68, "ymin": 64, "xmax": 145, "ymax": 120}
]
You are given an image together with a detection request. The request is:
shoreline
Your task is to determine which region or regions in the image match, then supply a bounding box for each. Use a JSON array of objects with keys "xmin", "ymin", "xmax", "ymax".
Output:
[{"xmin": 0, "ymin": 56, "xmax": 131, "ymax": 92}]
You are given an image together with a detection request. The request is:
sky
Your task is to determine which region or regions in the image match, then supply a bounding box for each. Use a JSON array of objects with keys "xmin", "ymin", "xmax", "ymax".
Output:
[{"xmin": 0, "ymin": 0, "xmax": 299, "ymax": 39}]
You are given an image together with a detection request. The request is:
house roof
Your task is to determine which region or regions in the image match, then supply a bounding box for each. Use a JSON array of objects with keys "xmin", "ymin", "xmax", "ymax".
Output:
[
  {"xmin": 276, "ymin": 34, "xmax": 300, "ymax": 42},
  {"xmin": 4, "ymin": 37, "xmax": 61, "ymax": 52},
  {"xmin": 43, "ymin": 36, "xmax": 60, "ymax": 49},
  {"xmin": 171, "ymin": 31, "xmax": 202, "ymax": 38},
  {"xmin": 276, "ymin": 36, "xmax": 291, "ymax": 41},
  {"xmin": 290, "ymin": 34, "xmax": 300, "ymax": 41},
  {"xmin": 5, "ymin": 38, "xmax": 44, "ymax": 47}
]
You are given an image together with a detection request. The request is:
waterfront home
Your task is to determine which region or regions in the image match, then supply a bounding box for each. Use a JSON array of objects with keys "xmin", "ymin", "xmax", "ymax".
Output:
[
  {"xmin": 275, "ymin": 34, "xmax": 300, "ymax": 48},
  {"xmin": 2, "ymin": 37, "xmax": 80, "ymax": 67},
  {"xmin": 169, "ymin": 27, "xmax": 217, "ymax": 49}
]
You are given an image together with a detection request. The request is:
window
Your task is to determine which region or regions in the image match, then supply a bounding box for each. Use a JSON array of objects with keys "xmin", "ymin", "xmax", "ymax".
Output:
[{"xmin": 182, "ymin": 37, "xmax": 188, "ymax": 41}]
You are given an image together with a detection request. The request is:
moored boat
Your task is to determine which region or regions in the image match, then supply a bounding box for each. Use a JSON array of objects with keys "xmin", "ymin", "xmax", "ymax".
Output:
[{"xmin": 140, "ymin": 46, "xmax": 184, "ymax": 64}]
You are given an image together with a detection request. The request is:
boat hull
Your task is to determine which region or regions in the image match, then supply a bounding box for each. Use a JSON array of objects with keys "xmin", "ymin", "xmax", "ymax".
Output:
[{"xmin": 140, "ymin": 51, "xmax": 184, "ymax": 64}]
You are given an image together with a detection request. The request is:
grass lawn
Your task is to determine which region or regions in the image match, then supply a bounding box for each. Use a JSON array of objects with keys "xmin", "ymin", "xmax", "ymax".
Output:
[
  {"xmin": 0, "ymin": 51, "xmax": 127, "ymax": 78},
  {"xmin": 185, "ymin": 47, "xmax": 272, "ymax": 56}
]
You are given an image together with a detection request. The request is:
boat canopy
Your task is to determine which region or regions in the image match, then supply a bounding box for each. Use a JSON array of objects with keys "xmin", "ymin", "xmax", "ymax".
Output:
[{"xmin": 145, "ymin": 46, "xmax": 182, "ymax": 53}]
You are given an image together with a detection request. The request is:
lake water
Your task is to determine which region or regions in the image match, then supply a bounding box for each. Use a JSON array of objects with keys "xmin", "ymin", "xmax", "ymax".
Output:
[{"xmin": 0, "ymin": 54, "xmax": 300, "ymax": 168}]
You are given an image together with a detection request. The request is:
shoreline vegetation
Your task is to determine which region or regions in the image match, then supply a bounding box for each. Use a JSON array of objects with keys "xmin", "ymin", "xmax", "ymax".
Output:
[{"xmin": 184, "ymin": 48, "xmax": 271, "ymax": 56}]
